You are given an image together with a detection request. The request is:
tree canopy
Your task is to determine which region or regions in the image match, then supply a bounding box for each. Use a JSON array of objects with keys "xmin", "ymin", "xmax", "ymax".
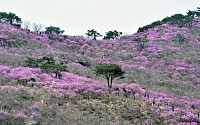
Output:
[
  {"xmin": 103, "ymin": 30, "xmax": 122, "ymax": 40},
  {"xmin": 137, "ymin": 7, "xmax": 200, "ymax": 33},
  {"xmin": 45, "ymin": 26, "xmax": 65, "ymax": 35},
  {"xmin": 25, "ymin": 56, "xmax": 67, "ymax": 78},
  {"xmin": 95, "ymin": 63, "xmax": 125, "ymax": 90},
  {"xmin": 0, "ymin": 12, "xmax": 22, "ymax": 27},
  {"xmin": 85, "ymin": 29, "xmax": 102, "ymax": 40}
]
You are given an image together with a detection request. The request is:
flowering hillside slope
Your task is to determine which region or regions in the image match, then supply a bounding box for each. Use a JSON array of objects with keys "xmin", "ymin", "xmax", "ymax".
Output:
[
  {"xmin": 0, "ymin": 18, "xmax": 200, "ymax": 124},
  {"xmin": 0, "ymin": 65, "xmax": 200, "ymax": 124}
]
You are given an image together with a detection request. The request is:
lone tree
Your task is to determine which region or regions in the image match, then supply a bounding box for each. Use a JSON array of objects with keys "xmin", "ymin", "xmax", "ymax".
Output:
[
  {"xmin": 25, "ymin": 56, "xmax": 67, "ymax": 78},
  {"xmin": 41, "ymin": 61, "xmax": 67, "ymax": 78},
  {"xmin": 85, "ymin": 29, "xmax": 102, "ymax": 40},
  {"xmin": 33, "ymin": 23, "xmax": 44, "ymax": 33},
  {"xmin": 45, "ymin": 26, "xmax": 64, "ymax": 35},
  {"xmin": 95, "ymin": 63, "xmax": 125, "ymax": 91},
  {"xmin": 103, "ymin": 30, "xmax": 122, "ymax": 40},
  {"xmin": 22, "ymin": 20, "xmax": 31, "ymax": 30},
  {"xmin": 0, "ymin": 12, "xmax": 22, "ymax": 27}
]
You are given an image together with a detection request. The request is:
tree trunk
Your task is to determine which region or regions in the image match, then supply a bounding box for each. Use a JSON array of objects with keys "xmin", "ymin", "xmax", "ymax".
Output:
[
  {"xmin": 94, "ymin": 36, "xmax": 96, "ymax": 40},
  {"xmin": 107, "ymin": 77, "xmax": 111, "ymax": 93},
  {"xmin": 55, "ymin": 72, "xmax": 58, "ymax": 78},
  {"xmin": 110, "ymin": 77, "xmax": 113, "ymax": 89},
  {"xmin": 9, "ymin": 20, "xmax": 13, "ymax": 25},
  {"xmin": 107, "ymin": 77, "xmax": 110, "ymax": 88}
]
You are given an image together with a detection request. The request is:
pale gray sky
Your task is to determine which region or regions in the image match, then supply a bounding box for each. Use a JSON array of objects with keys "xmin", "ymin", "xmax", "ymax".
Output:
[{"xmin": 0, "ymin": 0, "xmax": 199, "ymax": 36}]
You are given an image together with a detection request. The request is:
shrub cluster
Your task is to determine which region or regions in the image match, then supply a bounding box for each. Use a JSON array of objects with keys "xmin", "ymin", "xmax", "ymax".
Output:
[{"xmin": 17, "ymin": 78, "xmax": 36, "ymax": 86}]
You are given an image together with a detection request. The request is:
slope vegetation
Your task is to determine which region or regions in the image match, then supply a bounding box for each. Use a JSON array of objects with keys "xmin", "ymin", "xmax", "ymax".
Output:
[{"xmin": 0, "ymin": 17, "xmax": 200, "ymax": 124}]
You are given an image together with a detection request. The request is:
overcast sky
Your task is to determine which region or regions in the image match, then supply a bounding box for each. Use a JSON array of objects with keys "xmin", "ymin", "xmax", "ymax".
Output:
[{"xmin": 0, "ymin": 0, "xmax": 199, "ymax": 36}]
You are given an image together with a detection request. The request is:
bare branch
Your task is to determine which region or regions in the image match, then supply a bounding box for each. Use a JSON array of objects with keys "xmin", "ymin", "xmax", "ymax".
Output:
[
  {"xmin": 33, "ymin": 22, "xmax": 44, "ymax": 33},
  {"xmin": 22, "ymin": 20, "xmax": 31, "ymax": 30}
]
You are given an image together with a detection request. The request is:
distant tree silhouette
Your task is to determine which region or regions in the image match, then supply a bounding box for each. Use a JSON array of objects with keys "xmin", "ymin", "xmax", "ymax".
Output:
[
  {"xmin": 45, "ymin": 26, "xmax": 64, "ymax": 35},
  {"xmin": 196, "ymin": 7, "xmax": 200, "ymax": 17},
  {"xmin": 103, "ymin": 30, "xmax": 122, "ymax": 40},
  {"xmin": 0, "ymin": 12, "xmax": 22, "ymax": 27},
  {"xmin": 85, "ymin": 29, "xmax": 102, "ymax": 40},
  {"xmin": 137, "ymin": 20, "xmax": 161, "ymax": 33},
  {"xmin": 22, "ymin": 20, "xmax": 31, "ymax": 30},
  {"xmin": 33, "ymin": 23, "xmax": 43, "ymax": 33},
  {"xmin": 187, "ymin": 10, "xmax": 196, "ymax": 18},
  {"xmin": 137, "ymin": 11, "xmax": 196, "ymax": 32}
]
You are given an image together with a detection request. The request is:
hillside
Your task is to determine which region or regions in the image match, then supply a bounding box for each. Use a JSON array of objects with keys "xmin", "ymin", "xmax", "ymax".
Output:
[{"xmin": 0, "ymin": 17, "xmax": 200, "ymax": 124}]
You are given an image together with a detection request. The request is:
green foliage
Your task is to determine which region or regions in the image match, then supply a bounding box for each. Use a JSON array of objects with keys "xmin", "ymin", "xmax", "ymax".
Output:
[
  {"xmin": 187, "ymin": 7, "xmax": 200, "ymax": 18},
  {"xmin": 132, "ymin": 37, "xmax": 149, "ymax": 52},
  {"xmin": 196, "ymin": 7, "xmax": 200, "ymax": 16},
  {"xmin": 138, "ymin": 14, "xmax": 189, "ymax": 32},
  {"xmin": 137, "ymin": 7, "xmax": 200, "ymax": 33},
  {"xmin": 95, "ymin": 63, "xmax": 125, "ymax": 89},
  {"xmin": 76, "ymin": 61, "xmax": 91, "ymax": 67},
  {"xmin": 41, "ymin": 62, "xmax": 68, "ymax": 78},
  {"xmin": 137, "ymin": 20, "xmax": 162, "ymax": 32},
  {"xmin": 0, "ymin": 12, "xmax": 22, "ymax": 27},
  {"xmin": 103, "ymin": 30, "xmax": 122, "ymax": 40},
  {"xmin": 24, "ymin": 57, "xmax": 40, "ymax": 68},
  {"xmin": 162, "ymin": 14, "xmax": 185, "ymax": 23},
  {"xmin": 187, "ymin": 10, "xmax": 197, "ymax": 18},
  {"xmin": 17, "ymin": 78, "xmax": 36, "ymax": 86},
  {"xmin": 85, "ymin": 29, "xmax": 102, "ymax": 40},
  {"xmin": 172, "ymin": 34, "xmax": 186, "ymax": 44},
  {"xmin": 45, "ymin": 26, "xmax": 64, "ymax": 35},
  {"xmin": 25, "ymin": 56, "xmax": 68, "ymax": 78},
  {"xmin": 164, "ymin": 14, "xmax": 194, "ymax": 28}
]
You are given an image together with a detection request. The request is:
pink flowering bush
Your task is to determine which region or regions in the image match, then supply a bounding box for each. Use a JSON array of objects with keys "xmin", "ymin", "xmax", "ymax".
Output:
[{"xmin": 0, "ymin": 15, "xmax": 200, "ymax": 124}]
